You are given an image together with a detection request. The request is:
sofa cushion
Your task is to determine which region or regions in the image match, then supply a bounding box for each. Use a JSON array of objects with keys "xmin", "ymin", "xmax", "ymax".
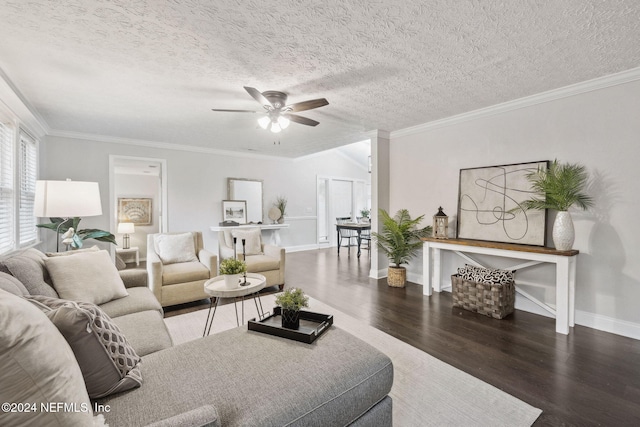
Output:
[
  {"xmin": 112, "ymin": 310, "xmax": 174, "ymax": 356},
  {"xmin": 45, "ymin": 250, "xmax": 128, "ymax": 305},
  {"xmin": 0, "ymin": 289, "xmax": 94, "ymax": 427},
  {"xmin": 232, "ymin": 228, "xmax": 262, "ymax": 255},
  {"xmin": 154, "ymin": 232, "xmax": 198, "ymax": 264},
  {"xmin": 27, "ymin": 295, "xmax": 143, "ymax": 399},
  {"xmin": 246, "ymin": 254, "xmax": 281, "ymax": 272},
  {"xmin": 99, "ymin": 286, "xmax": 163, "ymax": 318},
  {"xmin": 0, "ymin": 271, "xmax": 29, "ymax": 296},
  {"xmin": 97, "ymin": 326, "xmax": 393, "ymax": 426},
  {"xmin": 162, "ymin": 261, "xmax": 210, "ymax": 286},
  {"xmin": 1, "ymin": 248, "xmax": 58, "ymax": 297}
]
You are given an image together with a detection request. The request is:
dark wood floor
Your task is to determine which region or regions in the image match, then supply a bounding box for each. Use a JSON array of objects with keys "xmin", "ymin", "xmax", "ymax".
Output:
[{"xmin": 164, "ymin": 247, "xmax": 640, "ymax": 426}]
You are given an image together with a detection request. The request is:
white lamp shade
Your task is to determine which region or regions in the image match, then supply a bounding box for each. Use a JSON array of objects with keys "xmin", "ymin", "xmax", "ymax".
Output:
[
  {"xmin": 117, "ymin": 222, "xmax": 135, "ymax": 234},
  {"xmin": 34, "ymin": 180, "xmax": 103, "ymax": 218}
]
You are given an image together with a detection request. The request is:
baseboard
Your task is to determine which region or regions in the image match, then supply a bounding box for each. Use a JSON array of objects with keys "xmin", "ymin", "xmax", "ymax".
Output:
[
  {"xmin": 575, "ymin": 310, "xmax": 640, "ymax": 341},
  {"xmin": 284, "ymin": 244, "xmax": 321, "ymax": 253}
]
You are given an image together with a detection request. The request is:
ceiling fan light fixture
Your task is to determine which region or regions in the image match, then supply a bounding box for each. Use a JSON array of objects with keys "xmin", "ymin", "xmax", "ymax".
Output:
[
  {"xmin": 277, "ymin": 116, "xmax": 290, "ymax": 130},
  {"xmin": 258, "ymin": 116, "xmax": 271, "ymax": 129},
  {"xmin": 270, "ymin": 122, "xmax": 282, "ymax": 133}
]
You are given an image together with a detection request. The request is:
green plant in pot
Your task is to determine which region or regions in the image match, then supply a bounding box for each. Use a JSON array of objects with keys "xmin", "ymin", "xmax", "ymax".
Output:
[
  {"xmin": 37, "ymin": 217, "xmax": 116, "ymax": 250},
  {"xmin": 219, "ymin": 258, "xmax": 247, "ymax": 289},
  {"xmin": 516, "ymin": 160, "xmax": 593, "ymax": 251},
  {"xmin": 275, "ymin": 287, "xmax": 309, "ymax": 330},
  {"xmin": 372, "ymin": 209, "xmax": 432, "ymax": 288},
  {"xmin": 360, "ymin": 208, "xmax": 370, "ymax": 219}
]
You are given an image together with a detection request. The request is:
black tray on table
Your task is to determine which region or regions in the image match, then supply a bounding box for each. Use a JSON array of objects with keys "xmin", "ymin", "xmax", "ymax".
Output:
[{"xmin": 248, "ymin": 307, "xmax": 333, "ymax": 344}]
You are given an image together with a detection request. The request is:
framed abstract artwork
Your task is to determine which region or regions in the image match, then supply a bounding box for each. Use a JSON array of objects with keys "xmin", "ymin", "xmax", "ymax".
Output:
[
  {"xmin": 456, "ymin": 161, "xmax": 549, "ymax": 246},
  {"xmin": 222, "ymin": 200, "xmax": 247, "ymax": 224},
  {"xmin": 118, "ymin": 198, "xmax": 152, "ymax": 225}
]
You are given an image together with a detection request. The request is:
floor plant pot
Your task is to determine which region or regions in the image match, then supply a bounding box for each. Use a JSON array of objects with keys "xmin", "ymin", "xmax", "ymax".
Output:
[
  {"xmin": 224, "ymin": 274, "xmax": 241, "ymax": 289},
  {"xmin": 387, "ymin": 266, "xmax": 406, "ymax": 288},
  {"xmin": 553, "ymin": 211, "xmax": 575, "ymax": 251},
  {"xmin": 281, "ymin": 308, "xmax": 300, "ymax": 329}
]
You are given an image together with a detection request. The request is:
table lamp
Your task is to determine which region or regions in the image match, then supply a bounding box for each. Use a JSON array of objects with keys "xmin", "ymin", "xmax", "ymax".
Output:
[
  {"xmin": 117, "ymin": 222, "xmax": 135, "ymax": 249},
  {"xmin": 34, "ymin": 180, "xmax": 103, "ymax": 251}
]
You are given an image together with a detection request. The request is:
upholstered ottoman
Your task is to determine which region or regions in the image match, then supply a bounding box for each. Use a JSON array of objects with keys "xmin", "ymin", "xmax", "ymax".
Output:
[{"xmin": 98, "ymin": 326, "xmax": 393, "ymax": 426}]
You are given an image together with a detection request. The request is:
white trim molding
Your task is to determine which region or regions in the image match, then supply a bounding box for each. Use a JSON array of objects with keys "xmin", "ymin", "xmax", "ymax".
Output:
[{"xmin": 391, "ymin": 66, "xmax": 640, "ymax": 138}]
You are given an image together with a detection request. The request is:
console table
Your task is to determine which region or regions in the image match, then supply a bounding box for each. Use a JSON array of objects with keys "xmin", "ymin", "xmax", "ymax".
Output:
[
  {"xmin": 422, "ymin": 237, "xmax": 579, "ymax": 335},
  {"xmin": 209, "ymin": 223, "xmax": 289, "ymax": 245}
]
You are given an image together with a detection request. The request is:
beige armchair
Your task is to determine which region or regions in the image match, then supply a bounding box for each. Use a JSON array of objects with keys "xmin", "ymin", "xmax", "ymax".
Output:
[
  {"xmin": 218, "ymin": 228, "xmax": 285, "ymax": 290},
  {"xmin": 147, "ymin": 231, "xmax": 217, "ymax": 307}
]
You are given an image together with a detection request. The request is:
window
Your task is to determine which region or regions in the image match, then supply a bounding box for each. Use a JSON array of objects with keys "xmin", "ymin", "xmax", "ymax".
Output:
[
  {"xmin": 19, "ymin": 131, "xmax": 37, "ymax": 246},
  {"xmin": 0, "ymin": 119, "xmax": 38, "ymax": 255},
  {"xmin": 0, "ymin": 121, "xmax": 15, "ymax": 253}
]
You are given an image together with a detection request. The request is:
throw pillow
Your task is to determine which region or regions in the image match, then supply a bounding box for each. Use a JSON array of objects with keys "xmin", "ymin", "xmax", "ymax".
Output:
[
  {"xmin": 27, "ymin": 295, "xmax": 143, "ymax": 399},
  {"xmin": 45, "ymin": 250, "xmax": 129, "ymax": 305},
  {"xmin": 154, "ymin": 232, "xmax": 198, "ymax": 264},
  {"xmin": 0, "ymin": 289, "xmax": 94, "ymax": 426},
  {"xmin": 0, "ymin": 271, "xmax": 29, "ymax": 296},
  {"xmin": 233, "ymin": 228, "xmax": 262, "ymax": 255},
  {"xmin": 46, "ymin": 245, "xmax": 100, "ymax": 257},
  {"xmin": 1, "ymin": 248, "xmax": 58, "ymax": 297}
]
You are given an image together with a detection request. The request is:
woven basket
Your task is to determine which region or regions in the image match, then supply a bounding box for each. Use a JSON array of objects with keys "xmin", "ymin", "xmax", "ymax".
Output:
[
  {"xmin": 451, "ymin": 274, "xmax": 515, "ymax": 319},
  {"xmin": 387, "ymin": 267, "xmax": 406, "ymax": 288}
]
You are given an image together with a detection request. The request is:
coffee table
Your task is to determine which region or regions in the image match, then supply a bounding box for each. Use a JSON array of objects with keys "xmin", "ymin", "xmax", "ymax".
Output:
[{"xmin": 202, "ymin": 273, "xmax": 266, "ymax": 336}]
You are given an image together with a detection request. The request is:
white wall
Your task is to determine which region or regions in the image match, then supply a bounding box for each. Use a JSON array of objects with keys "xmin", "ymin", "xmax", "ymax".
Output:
[
  {"xmin": 39, "ymin": 135, "xmax": 370, "ymax": 254},
  {"xmin": 388, "ymin": 78, "xmax": 640, "ymax": 339}
]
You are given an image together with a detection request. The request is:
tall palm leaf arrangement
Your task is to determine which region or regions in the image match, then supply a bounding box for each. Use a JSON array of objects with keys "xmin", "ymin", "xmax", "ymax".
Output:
[
  {"xmin": 519, "ymin": 160, "xmax": 594, "ymax": 212},
  {"xmin": 372, "ymin": 209, "xmax": 432, "ymax": 267}
]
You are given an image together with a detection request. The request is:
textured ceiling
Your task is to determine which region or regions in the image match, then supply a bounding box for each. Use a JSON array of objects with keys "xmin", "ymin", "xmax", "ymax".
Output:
[{"xmin": 1, "ymin": 1, "xmax": 640, "ymax": 157}]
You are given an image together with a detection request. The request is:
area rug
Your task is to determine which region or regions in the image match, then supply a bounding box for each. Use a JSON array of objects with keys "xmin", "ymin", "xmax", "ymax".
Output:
[{"xmin": 164, "ymin": 295, "xmax": 542, "ymax": 426}]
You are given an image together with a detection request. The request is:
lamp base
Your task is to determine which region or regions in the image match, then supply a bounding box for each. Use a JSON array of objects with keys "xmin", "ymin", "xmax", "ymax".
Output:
[{"xmin": 123, "ymin": 234, "xmax": 130, "ymax": 249}]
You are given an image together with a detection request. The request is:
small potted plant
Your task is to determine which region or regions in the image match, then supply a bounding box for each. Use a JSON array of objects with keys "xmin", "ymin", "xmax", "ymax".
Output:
[
  {"xmin": 219, "ymin": 258, "xmax": 247, "ymax": 288},
  {"xmin": 360, "ymin": 208, "xmax": 371, "ymax": 222},
  {"xmin": 372, "ymin": 209, "xmax": 431, "ymax": 287},
  {"xmin": 275, "ymin": 287, "xmax": 309, "ymax": 329},
  {"xmin": 515, "ymin": 160, "xmax": 593, "ymax": 250}
]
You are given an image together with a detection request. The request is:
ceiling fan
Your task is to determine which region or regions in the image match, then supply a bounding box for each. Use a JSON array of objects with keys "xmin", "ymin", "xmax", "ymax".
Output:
[{"xmin": 212, "ymin": 86, "xmax": 329, "ymax": 133}]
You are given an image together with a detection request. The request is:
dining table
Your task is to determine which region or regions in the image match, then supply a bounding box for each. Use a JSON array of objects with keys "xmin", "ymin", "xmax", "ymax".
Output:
[{"xmin": 335, "ymin": 222, "xmax": 371, "ymax": 258}]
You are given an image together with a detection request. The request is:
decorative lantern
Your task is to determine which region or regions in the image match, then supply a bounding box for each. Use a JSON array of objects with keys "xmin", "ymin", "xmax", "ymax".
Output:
[{"xmin": 433, "ymin": 207, "xmax": 449, "ymax": 239}]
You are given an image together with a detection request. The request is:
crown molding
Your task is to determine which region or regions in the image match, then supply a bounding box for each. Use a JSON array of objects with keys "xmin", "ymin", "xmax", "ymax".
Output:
[
  {"xmin": 46, "ymin": 129, "xmax": 294, "ymax": 161},
  {"xmin": 0, "ymin": 67, "xmax": 49, "ymax": 138},
  {"xmin": 391, "ymin": 66, "xmax": 640, "ymax": 138}
]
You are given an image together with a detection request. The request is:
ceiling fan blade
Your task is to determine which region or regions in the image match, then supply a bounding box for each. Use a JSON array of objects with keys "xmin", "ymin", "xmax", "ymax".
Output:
[
  {"xmin": 244, "ymin": 86, "xmax": 272, "ymax": 108},
  {"xmin": 287, "ymin": 114, "xmax": 320, "ymax": 127},
  {"xmin": 287, "ymin": 98, "xmax": 329, "ymax": 113},
  {"xmin": 211, "ymin": 109, "xmax": 258, "ymax": 113}
]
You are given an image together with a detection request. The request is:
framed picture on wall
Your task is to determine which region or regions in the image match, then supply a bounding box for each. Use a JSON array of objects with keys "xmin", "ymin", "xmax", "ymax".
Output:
[
  {"xmin": 118, "ymin": 198, "xmax": 152, "ymax": 225},
  {"xmin": 456, "ymin": 161, "xmax": 549, "ymax": 246},
  {"xmin": 222, "ymin": 200, "xmax": 247, "ymax": 224}
]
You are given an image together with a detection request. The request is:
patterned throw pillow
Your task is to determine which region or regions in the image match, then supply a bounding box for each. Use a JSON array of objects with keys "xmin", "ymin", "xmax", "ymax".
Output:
[
  {"xmin": 457, "ymin": 264, "xmax": 515, "ymax": 285},
  {"xmin": 26, "ymin": 295, "xmax": 143, "ymax": 399}
]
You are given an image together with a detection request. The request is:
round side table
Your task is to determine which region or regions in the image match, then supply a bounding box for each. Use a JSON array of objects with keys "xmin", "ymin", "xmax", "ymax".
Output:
[{"xmin": 202, "ymin": 273, "xmax": 266, "ymax": 336}]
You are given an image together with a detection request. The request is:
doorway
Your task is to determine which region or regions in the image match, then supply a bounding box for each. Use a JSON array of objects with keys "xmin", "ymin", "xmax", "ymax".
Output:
[
  {"xmin": 317, "ymin": 176, "xmax": 368, "ymax": 246},
  {"xmin": 109, "ymin": 156, "xmax": 167, "ymax": 261}
]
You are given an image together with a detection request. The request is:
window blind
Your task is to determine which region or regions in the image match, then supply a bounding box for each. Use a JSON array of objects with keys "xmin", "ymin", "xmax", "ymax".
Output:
[
  {"xmin": 18, "ymin": 130, "xmax": 37, "ymax": 246},
  {"xmin": 0, "ymin": 121, "xmax": 15, "ymax": 253}
]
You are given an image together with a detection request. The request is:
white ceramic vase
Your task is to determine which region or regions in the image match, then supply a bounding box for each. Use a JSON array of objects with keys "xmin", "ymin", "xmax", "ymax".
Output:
[
  {"xmin": 224, "ymin": 274, "xmax": 241, "ymax": 289},
  {"xmin": 553, "ymin": 211, "xmax": 575, "ymax": 251}
]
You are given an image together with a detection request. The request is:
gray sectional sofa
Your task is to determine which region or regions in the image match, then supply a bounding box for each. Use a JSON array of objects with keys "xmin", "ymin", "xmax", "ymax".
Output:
[{"xmin": 0, "ymin": 248, "xmax": 393, "ymax": 426}]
